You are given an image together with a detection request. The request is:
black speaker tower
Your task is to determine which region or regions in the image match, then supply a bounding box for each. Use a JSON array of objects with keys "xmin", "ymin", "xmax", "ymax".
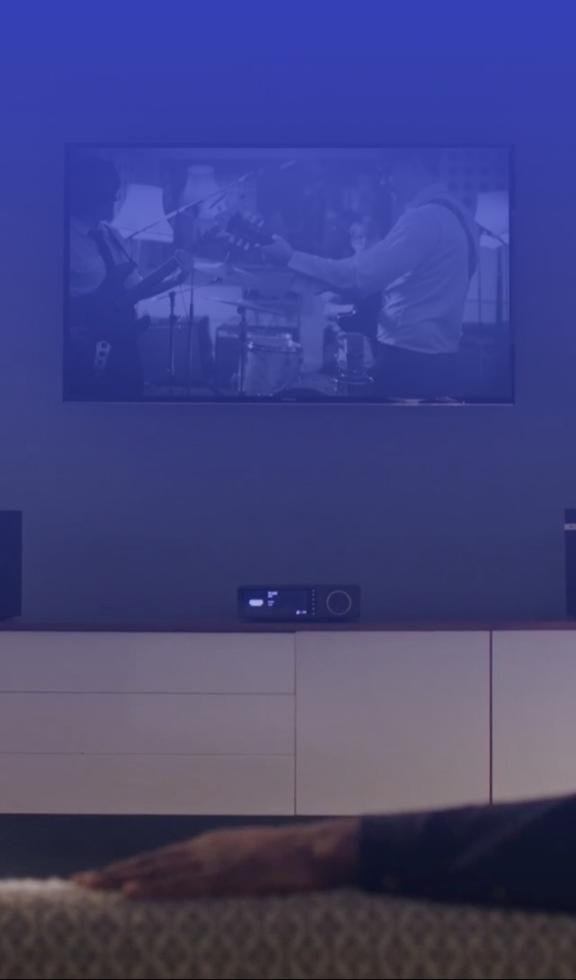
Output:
[{"xmin": 0, "ymin": 511, "xmax": 22, "ymax": 621}]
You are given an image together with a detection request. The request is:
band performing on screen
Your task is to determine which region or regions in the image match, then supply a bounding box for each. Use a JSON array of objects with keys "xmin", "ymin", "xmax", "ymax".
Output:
[{"xmin": 65, "ymin": 146, "xmax": 511, "ymax": 403}]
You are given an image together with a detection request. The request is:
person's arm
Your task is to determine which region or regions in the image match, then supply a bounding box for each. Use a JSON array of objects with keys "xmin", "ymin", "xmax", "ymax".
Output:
[
  {"xmin": 287, "ymin": 207, "xmax": 440, "ymax": 296},
  {"xmin": 359, "ymin": 795, "xmax": 576, "ymax": 911},
  {"xmin": 73, "ymin": 819, "xmax": 362, "ymax": 899},
  {"xmin": 73, "ymin": 794, "xmax": 576, "ymax": 909}
]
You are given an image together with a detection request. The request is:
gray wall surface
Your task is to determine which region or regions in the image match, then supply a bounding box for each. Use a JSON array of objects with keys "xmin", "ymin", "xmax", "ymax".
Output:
[{"xmin": 2, "ymin": 9, "xmax": 575, "ymax": 626}]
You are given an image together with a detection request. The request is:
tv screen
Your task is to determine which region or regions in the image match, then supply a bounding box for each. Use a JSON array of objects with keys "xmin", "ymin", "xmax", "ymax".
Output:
[{"xmin": 64, "ymin": 145, "xmax": 511, "ymax": 404}]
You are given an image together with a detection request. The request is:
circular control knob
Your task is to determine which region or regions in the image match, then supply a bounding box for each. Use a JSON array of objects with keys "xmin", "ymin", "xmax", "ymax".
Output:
[{"xmin": 326, "ymin": 589, "xmax": 353, "ymax": 617}]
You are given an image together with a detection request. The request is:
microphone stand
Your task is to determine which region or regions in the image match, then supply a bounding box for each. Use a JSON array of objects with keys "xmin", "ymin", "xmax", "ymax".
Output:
[
  {"xmin": 477, "ymin": 222, "xmax": 509, "ymax": 325},
  {"xmin": 237, "ymin": 303, "xmax": 248, "ymax": 396},
  {"xmin": 186, "ymin": 261, "xmax": 195, "ymax": 397},
  {"xmin": 477, "ymin": 223, "xmax": 508, "ymax": 248},
  {"xmin": 167, "ymin": 290, "xmax": 177, "ymax": 394}
]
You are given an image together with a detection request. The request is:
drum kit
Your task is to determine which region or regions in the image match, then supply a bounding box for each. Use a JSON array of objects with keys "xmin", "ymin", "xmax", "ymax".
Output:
[
  {"xmin": 211, "ymin": 295, "xmax": 375, "ymax": 399},
  {"xmin": 127, "ymin": 162, "xmax": 376, "ymax": 398},
  {"xmin": 212, "ymin": 296, "xmax": 302, "ymax": 397},
  {"xmin": 144, "ymin": 260, "xmax": 375, "ymax": 398}
]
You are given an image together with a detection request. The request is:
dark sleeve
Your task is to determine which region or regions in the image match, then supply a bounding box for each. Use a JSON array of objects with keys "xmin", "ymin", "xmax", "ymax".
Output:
[{"xmin": 359, "ymin": 794, "xmax": 576, "ymax": 912}]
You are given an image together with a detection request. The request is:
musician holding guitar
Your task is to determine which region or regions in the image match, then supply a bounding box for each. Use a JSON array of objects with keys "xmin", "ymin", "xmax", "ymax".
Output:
[
  {"xmin": 66, "ymin": 157, "xmax": 187, "ymax": 400},
  {"xmin": 254, "ymin": 150, "xmax": 480, "ymax": 399}
]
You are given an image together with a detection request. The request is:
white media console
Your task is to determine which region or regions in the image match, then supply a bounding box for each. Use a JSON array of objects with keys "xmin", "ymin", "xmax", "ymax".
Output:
[{"xmin": 0, "ymin": 626, "xmax": 574, "ymax": 815}]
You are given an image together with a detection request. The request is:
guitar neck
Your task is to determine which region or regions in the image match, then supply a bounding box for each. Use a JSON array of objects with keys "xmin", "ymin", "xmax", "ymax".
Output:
[
  {"xmin": 226, "ymin": 212, "xmax": 274, "ymax": 250},
  {"xmin": 126, "ymin": 254, "xmax": 185, "ymax": 304}
]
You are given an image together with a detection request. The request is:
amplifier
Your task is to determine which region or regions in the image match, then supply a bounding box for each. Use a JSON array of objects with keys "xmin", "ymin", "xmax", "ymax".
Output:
[{"xmin": 238, "ymin": 585, "xmax": 360, "ymax": 623}]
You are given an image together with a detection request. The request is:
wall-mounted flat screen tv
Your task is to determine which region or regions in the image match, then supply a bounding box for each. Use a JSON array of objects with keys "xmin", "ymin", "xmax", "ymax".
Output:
[{"xmin": 64, "ymin": 145, "xmax": 511, "ymax": 404}]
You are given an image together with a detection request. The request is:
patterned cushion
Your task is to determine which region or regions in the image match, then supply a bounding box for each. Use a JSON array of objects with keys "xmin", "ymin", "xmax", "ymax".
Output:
[{"xmin": 1, "ymin": 880, "xmax": 576, "ymax": 979}]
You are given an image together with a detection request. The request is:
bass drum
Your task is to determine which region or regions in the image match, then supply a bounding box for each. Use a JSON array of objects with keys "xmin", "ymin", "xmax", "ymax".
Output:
[{"xmin": 243, "ymin": 334, "xmax": 302, "ymax": 397}]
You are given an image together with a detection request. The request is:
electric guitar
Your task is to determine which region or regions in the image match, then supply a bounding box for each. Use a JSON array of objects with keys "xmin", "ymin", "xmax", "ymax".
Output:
[{"xmin": 68, "ymin": 251, "xmax": 191, "ymax": 373}]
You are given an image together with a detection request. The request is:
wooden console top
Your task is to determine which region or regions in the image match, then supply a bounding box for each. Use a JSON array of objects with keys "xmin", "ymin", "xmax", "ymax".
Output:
[{"xmin": 1, "ymin": 620, "xmax": 575, "ymax": 633}]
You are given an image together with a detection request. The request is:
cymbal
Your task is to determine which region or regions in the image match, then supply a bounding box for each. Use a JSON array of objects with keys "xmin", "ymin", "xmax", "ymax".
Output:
[
  {"xmin": 191, "ymin": 261, "xmax": 260, "ymax": 287},
  {"xmin": 324, "ymin": 301, "xmax": 355, "ymax": 315},
  {"xmin": 213, "ymin": 298, "xmax": 296, "ymax": 316}
]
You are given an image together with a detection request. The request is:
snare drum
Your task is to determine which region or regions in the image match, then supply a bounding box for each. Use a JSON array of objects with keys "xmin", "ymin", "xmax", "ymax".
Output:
[{"xmin": 243, "ymin": 333, "xmax": 302, "ymax": 396}]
